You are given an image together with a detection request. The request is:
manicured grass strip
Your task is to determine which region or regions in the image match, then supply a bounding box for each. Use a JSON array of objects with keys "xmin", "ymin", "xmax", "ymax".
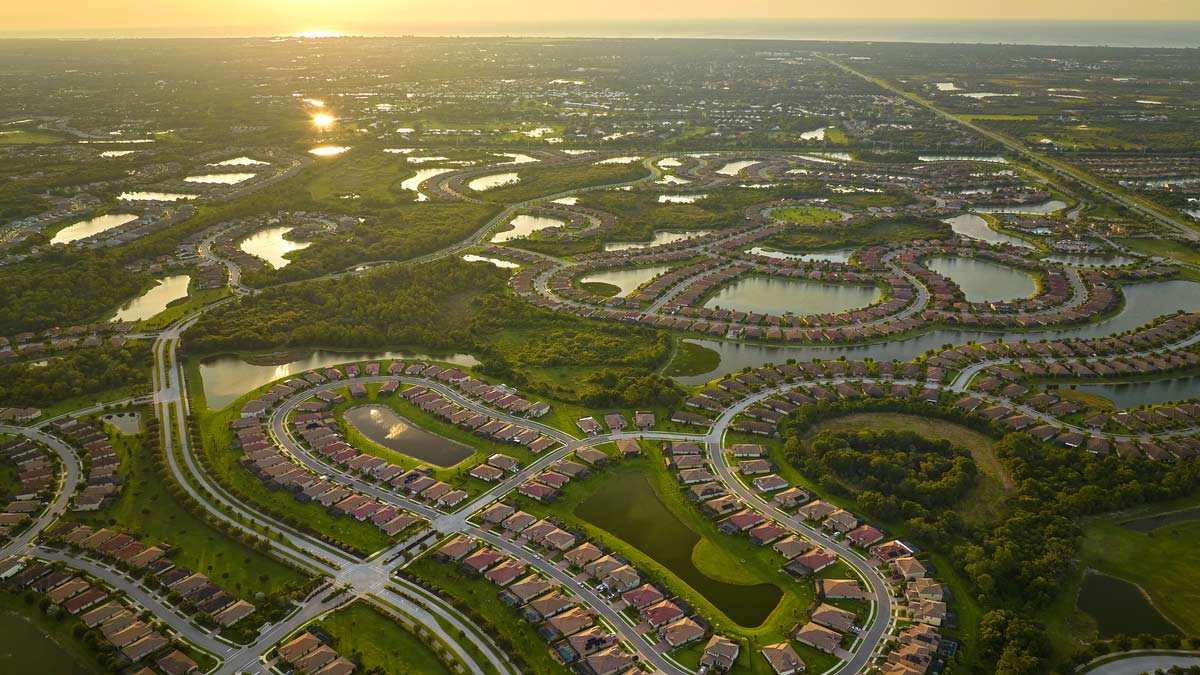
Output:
[{"xmin": 315, "ymin": 600, "xmax": 455, "ymax": 675}]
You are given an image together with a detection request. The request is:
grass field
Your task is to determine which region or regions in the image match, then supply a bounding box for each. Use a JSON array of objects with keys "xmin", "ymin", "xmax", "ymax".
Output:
[
  {"xmin": 665, "ymin": 340, "xmax": 722, "ymax": 377},
  {"xmin": 188, "ymin": 360, "xmax": 394, "ymax": 556},
  {"xmin": 405, "ymin": 555, "xmax": 567, "ymax": 675},
  {"xmin": 136, "ymin": 288, "xmax": 230, "ymax": 332},
  {"xmin": 67, "ymin": 418, "xmax": 308, "ymax": 597},
  {"xmin": 315, "ymin": 601, "xmax": 455, "ymax": 675},
  {"xmin": 0, "ymin": 130, "xmax": 63, "ymax": 145},
  {"xmin": 1078, "ymin": 516, "xmax": 1200, "ymax": 635},
  {"xmin": 769, "ymin": 206, "xmax": 843, "ymax": 225},
  {"xmin": 1117, "ymin": 238, "xmax": 1200, "ymax": 267},
  {"xmin": 762, "ymin": 217, "xmax": 948, "ymax": 253}
]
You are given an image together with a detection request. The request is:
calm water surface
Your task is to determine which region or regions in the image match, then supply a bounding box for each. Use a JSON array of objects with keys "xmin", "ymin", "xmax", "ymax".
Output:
[
  {"xmin": 492, "ymin": 214, "xmax": 563, "ymax": 242},
  {"xmin": 112, "ymin": 275, "xmax": 190, "ymax": 322},
  {"xmin": 580, "ymin": 265, "xmax": 671, "ymax": 296},
  {"xmin": 401, "ymin": 168, "xmax": 455, "ymax": 201},
  {"xmin": 199, "ymin": 350, "xmax": 480, "ymax": 410},
  {"xmin": 1044, "ymin": 254, "xmax": 1135, "ymax": 267},
  {"xmin": 239, "ymin": 226, "xmax": 310, "ymax": 269},
  {"xmin": 605, "ymin": 230, "xmax": 707, "ymax": 251},
  {"xmin": 576, "ymin": 473, "xmax": 782, "ymax": 626},
  {"xmin": 344, "ymin": 404, "xmax": 474, "ymax": 468},
  {"xmin": 925, "ymin": 257, "xmax": 1037, "ymax": 302},
  {"xmin": 118, "ymin": 191, "xmax": 196, "ymax": 201},
  {"xmin": 1077, "ymin": 572, "xmax": 1177, "ymax": 638},
  {"xmin": 944, "ymin": 214, "xmax": 1034, "ymax": 249},
  {"xmin": 715, "ymin": 160, "xmax": 758, "ymax": 176},
  {"xmin": 746, "ymin": 247, "xmax": 856, "ymax": 263},
  {"xmin": 975, "ymin": 200, "xmax": 1068, "ymax": 215},
  {"xmin": 462, "ymin": 254, "xmax": 519, "ymax": 269},
  {"xmin": 704, "ymin": 277, "xmax": 880, "ymax": 316},
  {"xmin": 1073, "ymin": 376, "xmax": 1200, "ymax": 409},
  {"xmin": 469, "ymin": 172, "xmax": 520, "ymax": 191},
  {"xmin": 676, "ymin": 280, "xmax": 1200, "ymax": 384},
  {"xmin": 51, "ymin": 213, "xmax": 138, "ymax": 245},
  {"xmin": 183, "ymin": 173, "xmax": 256, "ymax": 185}
]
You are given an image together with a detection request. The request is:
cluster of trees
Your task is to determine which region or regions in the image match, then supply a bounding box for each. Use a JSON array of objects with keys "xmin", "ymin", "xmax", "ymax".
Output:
[
  {"xmin": 243, "ymin": 202, "xmax": 501, "ymax": 286},
  {"xmin": 577, "ymin": 371, "xmax": 683, "ymax": 409},
  {"xmin": 788, "ymin": 429, "xmax": 977, "ymax": 521},
  {"xmin": 187, "ymin": 259, "xmax": 508, "ymax": 354},
  {"xmin": 479, "ymin": 162, "xmax": 647, "ymax": 203},
  {"xmin": 0, "ymin": 343, "xmax": 150, "ymax": 408},
  {"xmin": 0, "ymin": 251, "xmax": 153, "ymax": 334},
  {"xmin": 780, "ymin": 399, "xmax": 1200, "ymax": 675}
]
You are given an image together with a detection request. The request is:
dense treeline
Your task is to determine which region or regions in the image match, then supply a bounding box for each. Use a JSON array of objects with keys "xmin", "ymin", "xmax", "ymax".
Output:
[
  {"xmin": 242, "ymin": 202, "xmax": 502, "ymax": 286},
  {"xmin": 779, "ymin": 399, "xmax": 1200, "ymax": 675},
  {"xmin": 0, "ymin": 343, "xmax": 151, "ymax": 408},
  {"xmin": 187, "ymin": 259, "xmax": 508, "ymax": 353},
  {"xmin": 0, "ymin": 251, "xmax": 154, "ymax": 334},
  {"xmin": 788, "ymin": 429, "xmax": 977, "ymax": 518}
]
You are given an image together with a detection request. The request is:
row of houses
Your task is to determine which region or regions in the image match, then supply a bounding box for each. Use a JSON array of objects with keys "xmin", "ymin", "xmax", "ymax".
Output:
[
  {"xmin": 0, "ymin": 556, "xmax": 203, "ymax": 674},
  {"xmin": 231, "ymin": 417, "xmax": 424, "ymax": 538},
  {"xmin": 291, "ymin": 410, "xmax": 470, "ymax": 511},
  {"xmin": 0, "ymin": 321, "xmax": 136, "ymax": 363},
  {"xmin": 394, "ymin": 383, "xmax": 556, "ymax": 450},
  {"xmin": 276, "ymin": 630, "xmax": 356, "ymax": 675},
  {"xmin": 46, "ymin": 523, "xmax": 257, "ymax": 627},
  {"xmin": 431, "ymin": 533, "xmax": 637, "ymax": 675},
  {"xmin": 575, "ymin": 410, "xmax": 655, "ymax": 436},
  {"xmin": 51, "ymin": 417, "xmax": 125, "ymax": 511},
  {"xmin": 0, "ymin": 437, "xmax": 53, "ymax": 539}
]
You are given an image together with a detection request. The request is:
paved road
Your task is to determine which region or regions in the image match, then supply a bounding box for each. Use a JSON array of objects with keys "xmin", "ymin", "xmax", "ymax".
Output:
[
  {"xmin": 0, "ymin": 425, "xmax": 81, "ymax": 557},
  {"xmin": 823, "ymin": 56, "xmax": 1199, "ymax": 241},
  {"xmin": 1082, "ymin": 653, "xmax": 1200, "ymax": 675}
]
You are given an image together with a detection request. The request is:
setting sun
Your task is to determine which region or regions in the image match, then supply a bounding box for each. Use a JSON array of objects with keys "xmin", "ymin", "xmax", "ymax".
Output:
[{"xmin": 312, "ymin": 113, "xmax": 336, "ymax": 129}]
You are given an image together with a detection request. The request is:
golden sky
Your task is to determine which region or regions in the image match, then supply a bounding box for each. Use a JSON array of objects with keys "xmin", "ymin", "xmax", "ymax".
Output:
[{"xmin": 6, "ymin": 0, "xmax": 1199, "ymax": 33}]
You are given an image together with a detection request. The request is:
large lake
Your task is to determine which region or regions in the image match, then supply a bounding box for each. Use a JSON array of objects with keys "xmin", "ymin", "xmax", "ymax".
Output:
[
  {"xmin": 925, "ymin": 257, "xmax": 1037, "ymax": 302},
  {"xmin": 580, "ymin": 265, "xmax": 671, "ymax": 296},
  {"xmin": 676, "ymin": 279, "xmax": 1200, "ymax": 384},
  {"xmin": 703, "ymin": 277, "xmax": 880, "ymax": 316},
  {"xmin": 112, "ymin": 274, "xmax": 190, "ymax": 322},
  {"xmin": 576, "ymin": 473, "xmax": 782, "ymax": 627},
  {"xmin": 715, "ymin": 160, "xmax": 758, "ymax": 176},
  {"xmin": 1072, "ymin": 376, "xmax": 1200, "ymax": 409},
  {"xmin": 746, "ymin": 247, "xmax": 856, "ymax": 263},
  {"xmin": 344, "ymin": 404, "xmax": 474, "ymax": 468},
  {"xmin": 401, "ymin": 168, "xmax": 455, "ymax": 201},
  {"xmin": 239, "ymin": 226, "xmax": 310, "ymax": 269},
  {"xmin": 491, "ymin": 214, "xmax": 563, "ymax": 242},
  {"xmin": 469, "ymin": 172, "xmax": 520, "ymax": 192},
  {"xmin": 51, "ymin": 213, "xmax": 138, "ymax": 245},
  {"xmin": 605, "ymin": 230, "xmax": 707, "ymax": 251},
  {"xmin": 944, "ymin": 214, "xmax": 1034, "ymax": 249},
  {"xmin": 198, "ymin": 350, "xmax": 480, "ymax": 410}
]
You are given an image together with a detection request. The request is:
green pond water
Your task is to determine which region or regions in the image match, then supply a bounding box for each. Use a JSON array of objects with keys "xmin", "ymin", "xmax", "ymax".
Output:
[
  {"xmin": 343, "ymin": 404, "xmax": 474, "ymax": 468},
  {"xmin": 575, "ymin": 473, "xmax": 783, "ymax": 627},
  {"xmin": 1077, "ymin": 572, "xmax": 1178, "ymax": 637},
  {"xmin": 0, "ymin": 611, "xmax": 93, "ymax": 675}
]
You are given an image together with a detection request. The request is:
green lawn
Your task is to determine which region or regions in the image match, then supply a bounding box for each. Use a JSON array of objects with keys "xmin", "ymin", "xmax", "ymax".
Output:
[
  {"xmin": 136, "ymin": 288, "xmax": 230, "ymax": 332},
  {"xmin": 189, "ymin": 361, "xmax": 394, "ymax": 556},
  {"xmin": 665, "ymin": 340, "xmax": 721, "ymax": 378},
  {"xmin": 315, "ymin": 601, "xmax": 455, "ymax": 675},
  {"xmin": 768, "ymin": 206, "xmax": 843, "ymax": 225},
  {"xmin": 1117, "ymin": 238, "xmax": 1200, "ymax": 267},
  {"xmin": 66, "ymin": 419, "xmax": 308, "ymax": 599},
  {"xmin": 405, "ymin": 556, "xmax": 567, "ymax": 675},
  {"xmin": 0, "ymin": 130, "xmax": 63, "ymax": 145}
]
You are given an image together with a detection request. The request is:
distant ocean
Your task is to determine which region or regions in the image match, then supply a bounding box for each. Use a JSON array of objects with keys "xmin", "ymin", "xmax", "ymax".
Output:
[{"xmin": 5, "ymin": 20, "xmax": 1200, "ymax": 49}]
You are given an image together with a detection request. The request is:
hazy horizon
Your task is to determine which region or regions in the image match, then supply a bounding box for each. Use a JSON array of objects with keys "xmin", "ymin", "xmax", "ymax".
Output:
[{"xmin": 2, "ymin": 18, "xmax": 1200, "ymax": 49}]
